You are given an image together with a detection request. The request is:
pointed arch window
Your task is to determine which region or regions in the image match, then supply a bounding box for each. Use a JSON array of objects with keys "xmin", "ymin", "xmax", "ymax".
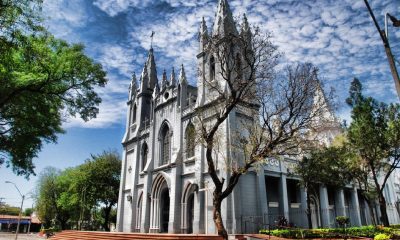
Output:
[
  {"xmin": 141, "ymin": 143, "xmax": 148, "ymax": 171},
  {"xmin": 185, "ymin": 123, "xmax": 195, "ymax": 158},
  {"xmin": 132, "ymin": 104, "xmax": 137, "ymax": 124},
  {"xmin": 210, "ymin": 55, "xmax": 215, "ymax": 81},
  {"xmin": 161, "ymin": 125, "xmax": 171, "ymax": 165},
  {"xmin": 235, "ymin": 53, "xmax": 243, "ymax": 79}
]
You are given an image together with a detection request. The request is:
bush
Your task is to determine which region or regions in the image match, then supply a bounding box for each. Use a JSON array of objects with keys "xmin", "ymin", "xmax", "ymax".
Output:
[
  {"xmin": 374, "ymin": 233, "xmax": 391, "ymax": 240},
  {"xmin": 259, "ymin": 225, "xmax": 396, "ymax": 239},
  {"xmin": 336, "ymin": 216, "xmax": 350, "ymax": 226}
]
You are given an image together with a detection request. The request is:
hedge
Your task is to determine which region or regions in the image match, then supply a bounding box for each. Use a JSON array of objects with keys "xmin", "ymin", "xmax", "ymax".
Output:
[{"xmin": 259, "ymin": 225, "xmax": 400, "ymax": 239}]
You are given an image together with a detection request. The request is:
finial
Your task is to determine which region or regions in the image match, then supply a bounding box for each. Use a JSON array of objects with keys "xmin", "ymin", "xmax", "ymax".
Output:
[
  {"xmin": 170, "ymin": 67, "xmax": 176, "ymax": 87},
  {"xmin": 150, "ymin": 31, "xmax": 155, "ymax": 49},
  {"xmin": 179, "ymin": 64, "xmax": 187, "ymax": 84},
  {"xmin": 162, "ymin": 69, "xmax": 168, "ymax": 89}
]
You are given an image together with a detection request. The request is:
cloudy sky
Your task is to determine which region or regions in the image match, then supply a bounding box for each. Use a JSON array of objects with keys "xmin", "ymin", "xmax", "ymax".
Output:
[{"xmin": 1, "ymin": 0, "xmax": 399, "ymax": 207}]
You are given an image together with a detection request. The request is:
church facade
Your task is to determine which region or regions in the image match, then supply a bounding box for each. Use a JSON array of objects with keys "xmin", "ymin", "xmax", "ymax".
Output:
[{"xmin": 116, "ymin": 0, "xmax": 400, "ymax": 234}]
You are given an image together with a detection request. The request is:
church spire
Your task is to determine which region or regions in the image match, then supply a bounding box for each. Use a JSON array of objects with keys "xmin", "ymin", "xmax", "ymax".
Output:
[
  {"xmin": 170, "ymin": 67, "xmax": 176, "ymax": 87},
  {"xmin": 129, "ymin": 72, "xmax": 137, "ymax": 100},
  {"xmin": 140, "ymin": 62, "xmax": 149, "ymax": 92},
  {"xmin": 179, "ymin": 64, "xmax": 187, "ymax": 85},
  {"xmin": 240, "ymin": 13, "xmax": 252, "ymax": 45},
  {"xmin": 146, "ymin": 48, "xmax": 159, "ymax": 90},
  {"xmin": 161, "ymin": 69, "xmax": 168, "ymax": 90},
  {"xmin": 212, "ymin": 0, "xmax": 238, "ymax": 37}
]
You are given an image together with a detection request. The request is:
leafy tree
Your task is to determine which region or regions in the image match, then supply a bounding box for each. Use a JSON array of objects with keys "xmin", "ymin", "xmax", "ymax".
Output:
[
  {"xmin": 34, "ymin": 167, "xmax": 70, "ymax": 228},
  {"xmin": 0, "ymin": 0, "xmax": 107, "ymax": 177},
  {"xmin": 0, "ymin": 204, "xmax": 20, "ymax": 215},
  {"xmin": 80, "ymin": 151, "xmax": 121, "ymax": 231},
  {"xmin": 34, "ymin": 151, "xmax": 121, "ymax": 231},
  {"xmin": 24, "ymin": 208, "xmax": 34, "ymax": 216},
  {"xmin": 295, "ymin": 146, "xmax": 352, "ymax": 229},
  {"xmin": 345, "ymin": 78, "xmax": 400, "ymax": 226}
]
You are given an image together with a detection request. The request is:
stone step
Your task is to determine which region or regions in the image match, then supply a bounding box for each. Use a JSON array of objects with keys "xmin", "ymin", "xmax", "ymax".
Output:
[{"xmin": 51, "ymin": 230, "xmax": 224, "ymax": 240}]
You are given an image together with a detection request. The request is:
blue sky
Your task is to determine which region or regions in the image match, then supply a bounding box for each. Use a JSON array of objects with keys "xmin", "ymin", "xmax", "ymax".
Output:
[{"xmin": 1, "ymin": 0, "xmax": 399, "ymax": 209}]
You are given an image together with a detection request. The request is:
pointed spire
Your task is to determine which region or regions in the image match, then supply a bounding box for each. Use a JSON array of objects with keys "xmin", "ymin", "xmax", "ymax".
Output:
[
  {"xmin": 241, "ymin": 13, "xmax": 252, "ymax": 45},
  {"xmin": 161, "ymin": 69, "xmax": 168, "ymax": 89},
  {"xmin": 170, "ymin": 67, "xmax": 176, "ymax": 87},
  {"xmin": 200, "ymin": 17, "xmax": 208, "ymax": 37},
  {"xmin": 129, "ymin": 72, "xmax": 137, "ymax": 99},
  {"xmin": 179, "ymin": 64, "xmax": 187, "ymax": 84},
  {"xmin": 146, "ymin": 48, "xmax": 158, "ymax": 90},
  {"xmin": 212, "ymin": 0, "xmax": 238, "ymax": 37},
  {"xmin": 140, "ymin": 62, "xmax": 149, "ymax": 92}
]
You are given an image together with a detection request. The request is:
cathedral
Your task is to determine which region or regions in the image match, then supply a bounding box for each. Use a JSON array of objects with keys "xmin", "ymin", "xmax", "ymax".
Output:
[{"xmin": 116, "ymin": 0, "xmax": 400, "ymax": 234}]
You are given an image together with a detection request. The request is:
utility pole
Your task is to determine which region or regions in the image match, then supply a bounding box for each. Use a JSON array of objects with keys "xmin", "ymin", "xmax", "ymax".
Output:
[{"xmin": 364, "ymin": 0, "xmax": 400, "ymax": 99}]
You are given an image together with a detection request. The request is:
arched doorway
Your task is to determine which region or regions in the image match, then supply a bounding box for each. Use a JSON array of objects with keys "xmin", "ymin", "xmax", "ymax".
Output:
[
  {"xmin": 181, "ymin": 182, "xmax": 197, "ymax": 233},
  {"xmin": 150, "ymin": 173, "xmax": 171, "ymax": 233},
  {"xmin": 160, "ymin": 188, "xmax": 170, "ymax": 233},
  {"xmin": 187, "ymin": 193, "xmax": 194, "ymax": 233}
]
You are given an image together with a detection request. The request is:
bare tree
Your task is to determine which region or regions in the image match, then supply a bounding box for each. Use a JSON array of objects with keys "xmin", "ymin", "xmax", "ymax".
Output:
[{"xmin": 194, "ymin": 18, "xmax": 331, "ymax": 239}]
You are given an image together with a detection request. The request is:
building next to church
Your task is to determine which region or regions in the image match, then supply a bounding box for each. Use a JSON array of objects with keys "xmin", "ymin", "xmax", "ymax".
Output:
[{"xmin": 116, "ymin": 0, "xmax": 400, "ymax": 234}]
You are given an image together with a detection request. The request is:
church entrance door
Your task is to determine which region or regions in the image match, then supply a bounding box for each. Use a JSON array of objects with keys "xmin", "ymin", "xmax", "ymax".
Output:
[
  {"xmin": 160, "ymin": 188, "xmax": 170, "ymax": 233},
  {"xmin": 187, "ymin": 193, "xmax": 194, "ymax": 233}
]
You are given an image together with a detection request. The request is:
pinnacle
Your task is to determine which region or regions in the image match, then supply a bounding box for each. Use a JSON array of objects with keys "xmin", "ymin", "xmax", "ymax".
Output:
[
  {"xmin": 179, "ymin": 64, "xmax": 187, "ymax": 84},
  {"xmin": 212, "ymin": 0, "xmax": 238, "ymax": 36}
]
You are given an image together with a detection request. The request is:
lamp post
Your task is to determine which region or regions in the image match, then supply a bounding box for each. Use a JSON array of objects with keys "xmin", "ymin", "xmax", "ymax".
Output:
[{"xmin": 5, "ymin": 181, "xmax": 25, "ymax": 240}]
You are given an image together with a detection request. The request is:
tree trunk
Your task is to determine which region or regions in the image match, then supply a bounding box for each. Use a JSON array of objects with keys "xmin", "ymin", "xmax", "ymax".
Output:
[
  {"xmin": 306, "ymin": 189, "xmax": 312, "ymax": 229},
  {"xmin": 213, "ymin": 195, "xmax": 228, "ymax": 240},
  {"xmin": 378, "ymin": 193, "xmax": 390, "ymax": 226},
  {"xmin": 102, "ymin": 205, "xmax": 112, "ymax": 231}
]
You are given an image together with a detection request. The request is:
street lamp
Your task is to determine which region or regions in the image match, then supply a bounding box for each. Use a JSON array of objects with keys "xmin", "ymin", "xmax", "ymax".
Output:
[{"xmin": 5, "ymin": 181, "xmax": 25, "ymax": 240}]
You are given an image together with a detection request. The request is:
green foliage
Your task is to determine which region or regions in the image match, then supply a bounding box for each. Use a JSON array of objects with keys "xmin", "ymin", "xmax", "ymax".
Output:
[
  {"xmin": 374, "ymin": 233, "xmax": 391, "ymax": 240},
  {"xmin": 34, "ymin": 151, "xmax": 121, "ymax": 231},
  {"xmin": 24, "ymin": 208, "xmax": 33, "ymax": 216},
  {"xmin": 0, "ymin": 204, "xmax": 20, "ymax": 215},
  {"xmin": 0, "ymin": 0, "xmax": 107, "ymax": 177},
  {"xmin": 345, "ymin": 78, "xmax": 400, "ymax": 226},
  {"xmin": 260, "ymin": 225, "xmax": 396, "ymax": 239},
  {"xmin": 336, "ymin": 216, "xmax": 350, "ymax": 226}
]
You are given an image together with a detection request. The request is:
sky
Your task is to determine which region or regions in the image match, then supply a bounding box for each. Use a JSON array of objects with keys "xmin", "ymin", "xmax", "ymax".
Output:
[{"xmin": 1, "ymin": 0, "xmax": 399, "ymax": 209}]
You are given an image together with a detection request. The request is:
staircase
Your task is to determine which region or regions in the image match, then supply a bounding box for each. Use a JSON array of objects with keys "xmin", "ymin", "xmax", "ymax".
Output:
[{"xmin": 51, "ymin": 230, "xmax": 224, "ymax": 240}]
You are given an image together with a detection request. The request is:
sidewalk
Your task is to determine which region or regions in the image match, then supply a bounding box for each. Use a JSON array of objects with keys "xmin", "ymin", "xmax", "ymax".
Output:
[{"xmin": 0, "ymin": 233, "xmax": 45, "ymax": 240}]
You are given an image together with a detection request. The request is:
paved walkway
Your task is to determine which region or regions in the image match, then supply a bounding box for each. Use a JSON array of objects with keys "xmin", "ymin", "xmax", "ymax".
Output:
[{"xmin": 0, "ymin": 233, "xmax": 45, "ymax": 240}]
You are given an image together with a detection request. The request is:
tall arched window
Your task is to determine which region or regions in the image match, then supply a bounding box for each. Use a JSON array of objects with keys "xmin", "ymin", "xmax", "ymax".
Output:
[
  {"xmin": 161, "ymin": 125, "xmax": 170, "ymax": 165},
  {"xmin": 185, "ymin": 123, "xmax": 195, "ymax": 158},
  {"xmin": 141, "ymin": 143, "xmax": 148, "ymax": 171},
  {"xmin": 210, "ymin": 55, "xmax": 215, "ymax": 80},
  {"xmin": 132, "ymin": 104, "xmax": 137, "ymax": 124},
  {"xmin": 235, "ymin": 53, "xmax": 242, "ymax": 79}
]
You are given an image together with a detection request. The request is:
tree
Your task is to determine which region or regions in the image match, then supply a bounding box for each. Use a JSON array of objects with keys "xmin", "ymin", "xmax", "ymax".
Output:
[
  {"xmin": 195, "ymin": 16, "xmax": 331, "ymax": 239},
  {"xmin": 34, "ymin": 151, "xmax": 121, "ymax": 230},
  {"xmin": 24, "ymin": 208, "xmax": 34, "ymax": 216},
  {"xmin": 295, "ymin": 146, "xmax": 352, "ymax": 229},
  {"xmin": 346, "ymin": 78, "xmax": 400, "ymax": 226},
  {"xmin": 79, "ymin": 151, "xmax": 121, "ymax": 231},
  {"xmin": 0, "ymin": 0, "xmax": 107, "ymax": 177},
  {"xmin": 34, "ymin": 167, "xmax": 71, "ymax": 228},
  {"xmin": 0, "ymin": 204, "xmax": 20, "ymax": 215}
]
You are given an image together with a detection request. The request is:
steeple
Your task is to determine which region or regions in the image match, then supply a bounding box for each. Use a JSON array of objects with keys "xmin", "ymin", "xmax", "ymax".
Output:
[
  {"xmin": 146, "ymin": 48, "xmax": 159, "ymax": 90},
  {"xmin": 161, "ymin": 69, "xmax": 168, "ymax": 90},
  {"xmin": 212, "ymin": 0, "xmax": 238, "ymax": 37},
  {"xmin": 140, "ymin": 62, "xmax": 149, "ymax": 92},
  {"xmin": 129, "ymin": 72, "xmax": 137, "ymax": 100},
  {"xmin": 199, "ymin": 17, "xmax": 209, "ymax": 52},
  {"xmin": 170, "ymin": 67, "xmax": 176, "ymax": 87},
  {"xmin": 240, "ymin": 13, "xmax": 252, "ymax": 44},
  {"xmin": 179, "ymin": 64, "xmax": 188, "ymax": 85}
]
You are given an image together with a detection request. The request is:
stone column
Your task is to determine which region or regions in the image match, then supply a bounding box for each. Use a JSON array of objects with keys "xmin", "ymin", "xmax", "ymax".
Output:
[
  {"xmin": 258, "ymin": 170, "xmax": 269, "ymax": 225},
  {"xmin": 335, "ymin": 188, "xmax": 346, "ymax": 217},
  {"xmin": 300, "ymin": 187, "xmax": 309, "ymax": 228},
  {"xmin": 192, "ymin": 191, "xmax": 202, "ymax": 233},
  {"xmin": 279, "ymin": 174, "xmax": 289, "ymax": 221},
  {"xmin": 319, "ymin": 185, "xmax": 330, "ymax": 228},
  {"xmin": 350, "ymin": 187, "xmax": 362, "ymax": 226}
]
